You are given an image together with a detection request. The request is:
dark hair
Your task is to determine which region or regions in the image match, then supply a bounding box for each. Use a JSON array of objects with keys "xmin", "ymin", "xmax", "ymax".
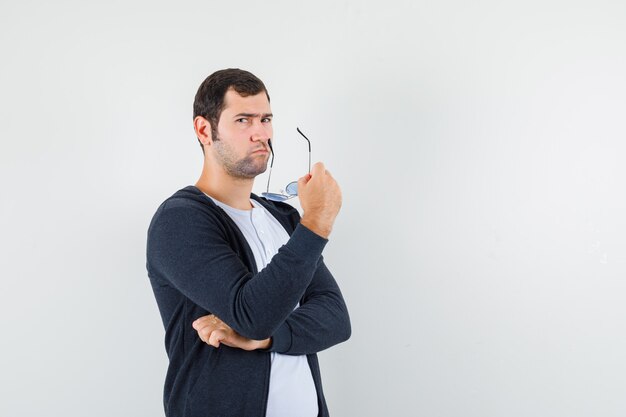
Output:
[{"xmin": 193, "ymin": 68, "xmax": 270, "ymax": 153}]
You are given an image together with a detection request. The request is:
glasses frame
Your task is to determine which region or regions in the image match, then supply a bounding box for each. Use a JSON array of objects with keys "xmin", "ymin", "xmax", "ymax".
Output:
[{"xmin": 262, "ymin": 127, "xmax": 311, "ymax": 202}]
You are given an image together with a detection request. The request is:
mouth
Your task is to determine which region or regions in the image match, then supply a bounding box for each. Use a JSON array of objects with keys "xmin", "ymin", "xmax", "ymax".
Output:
[{"xmin": 251, "ymin": 149, "xmax": 269, "ymax": 155}]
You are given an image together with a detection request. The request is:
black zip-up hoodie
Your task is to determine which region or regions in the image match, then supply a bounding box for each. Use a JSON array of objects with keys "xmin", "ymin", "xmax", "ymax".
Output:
[{"xmin": 146, "ymin": 186, "xmax": 351, "ymax": 417}]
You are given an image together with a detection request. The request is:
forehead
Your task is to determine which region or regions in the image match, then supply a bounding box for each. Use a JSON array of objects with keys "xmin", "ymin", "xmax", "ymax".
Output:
[{"xmin": 221, "ymin": 88, "xmax": 271, "ymax": 114}]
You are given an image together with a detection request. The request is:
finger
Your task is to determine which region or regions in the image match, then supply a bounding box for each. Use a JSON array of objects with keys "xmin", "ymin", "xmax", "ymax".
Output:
[
  {"xmin": 193, "ymin": 314, "xmax": 221, "ymax": 329},
  {"xmin": 192, "ymin": 314, "xmax": 214, "ymax": 329},
  {"xmin": 311, "ymin": 162, "xmax": 325, "ymax": 176},
  {"xmin": 196, "ymin": 324, "xmax": 226, "ymax": 343},
  {"xmin": 209, "ymin": 329, "xmax": 226, "ymax": 348},
  {"xmin": 193, "ymin": 317, "xmax": 211, "ymax": 330},
  {"xmin": 297, "ymin": 174, "xmax": 311, "ymax": 190},
  {"xmin": 192, "ymin": 314, "xmax": 214, "ymax": 327},
  {"xmin": 197, "ymin": 325, "xmax": 213, "ymax": 343}
]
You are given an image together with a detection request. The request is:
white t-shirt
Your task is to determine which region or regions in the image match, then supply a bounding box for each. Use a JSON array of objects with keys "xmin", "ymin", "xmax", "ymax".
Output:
[{"xmin": 208, "ymin": 195, "xmax": 318, "ymax": 417}]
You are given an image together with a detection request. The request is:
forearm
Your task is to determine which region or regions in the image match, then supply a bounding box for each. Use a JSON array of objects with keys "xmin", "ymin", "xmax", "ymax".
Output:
[{"xmin": 268, "ymin": 260, "xmax": 351, "ymax": 355}]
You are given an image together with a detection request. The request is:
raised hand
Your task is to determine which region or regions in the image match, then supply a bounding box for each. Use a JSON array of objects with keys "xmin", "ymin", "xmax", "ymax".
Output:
[{"xmin": 298, "ymin": 162, "xmax": 342, "ymax": 238}]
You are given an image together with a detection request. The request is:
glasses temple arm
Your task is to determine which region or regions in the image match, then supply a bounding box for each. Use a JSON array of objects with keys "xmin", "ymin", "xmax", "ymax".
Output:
[
  {"xmin": 266, "ymin": 139, "xmax": 275, "ymax": 194},
  {"xmin": 296, "ymin": 127, "xmax": 311, "ymax": 174}
]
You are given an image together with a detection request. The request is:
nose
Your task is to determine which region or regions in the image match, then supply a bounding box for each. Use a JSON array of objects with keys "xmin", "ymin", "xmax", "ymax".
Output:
[{"xmin": 250, "ymin": 119, "xmax": 271, "ymax": 144}]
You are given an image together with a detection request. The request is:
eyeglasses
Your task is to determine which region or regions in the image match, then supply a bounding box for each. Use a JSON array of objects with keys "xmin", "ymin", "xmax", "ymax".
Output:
[{"xmin": 261, "ymin": 127, "xmax": 311, "ymax": 202}]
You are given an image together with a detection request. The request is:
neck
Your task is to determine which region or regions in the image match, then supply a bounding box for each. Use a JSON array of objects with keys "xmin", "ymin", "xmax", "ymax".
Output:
[{"xmin": 195, "ymin": 161, "xmax": 255, "ymax": 210}]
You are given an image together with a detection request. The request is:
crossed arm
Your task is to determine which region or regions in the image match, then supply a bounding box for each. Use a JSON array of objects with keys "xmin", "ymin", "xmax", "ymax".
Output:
[
  {"xmin": 147, "ymin": 202, "xmax": 350, "ymax": 355},
  {"xmin": 192, "ymin": 257, "xmax": 350, "ymax": 354}
]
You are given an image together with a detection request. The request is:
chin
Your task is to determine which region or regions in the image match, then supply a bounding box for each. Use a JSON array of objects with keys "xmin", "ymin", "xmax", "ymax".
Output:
[{"xmin": 235, "ymin": 157, "xmax": 269, "ymax": 178}]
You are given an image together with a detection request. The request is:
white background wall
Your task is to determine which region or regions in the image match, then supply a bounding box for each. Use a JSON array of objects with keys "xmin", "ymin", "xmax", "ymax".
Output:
[{"xmin": 1, "ymin": 1, "xmax": 625, "ymax": 416}]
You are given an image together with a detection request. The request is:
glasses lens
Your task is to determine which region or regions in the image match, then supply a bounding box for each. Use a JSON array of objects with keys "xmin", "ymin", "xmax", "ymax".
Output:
[
  {"xmin": 285, "ymin": 181, "xmax": 298, "ymax": 196},
  {"xmin": 261, "ymin": 192, "xmax": 291, "ymax": 202}
]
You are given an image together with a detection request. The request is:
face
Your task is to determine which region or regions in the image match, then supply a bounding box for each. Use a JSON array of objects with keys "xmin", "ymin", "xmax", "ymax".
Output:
[{"xmin": 211, "ymin": 89, "xmax": 273, "ymax": 179}]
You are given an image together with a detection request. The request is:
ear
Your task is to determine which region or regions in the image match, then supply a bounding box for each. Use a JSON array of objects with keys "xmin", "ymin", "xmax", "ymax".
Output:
[{"xmin": 193, "ymin": 116, "xmax": 213, "ymax": 146}]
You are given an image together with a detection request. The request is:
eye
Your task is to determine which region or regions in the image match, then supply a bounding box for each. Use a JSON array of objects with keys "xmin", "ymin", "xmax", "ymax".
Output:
[
  {"xmin": 261, "ymin": 117, "xmax": 272, "ymax": 123},
  {"xmin": 236, "ymin": 118, "xmax": 249, "ymax": 123}
]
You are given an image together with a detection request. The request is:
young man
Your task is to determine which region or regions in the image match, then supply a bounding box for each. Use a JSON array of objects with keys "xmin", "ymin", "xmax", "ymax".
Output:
[{"xmin": 146, "ymin": 68, "xmax": 351, "ymax": 417}]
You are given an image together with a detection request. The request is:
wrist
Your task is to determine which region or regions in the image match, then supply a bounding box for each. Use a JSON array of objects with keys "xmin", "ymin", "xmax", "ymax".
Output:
[
  {"xmin": 256, "ymin": 338, "xmax": 272, "ymax": 350},
  {"xmin": 300, "ymin": 215, "xmax": 331, "ymax": 239}
]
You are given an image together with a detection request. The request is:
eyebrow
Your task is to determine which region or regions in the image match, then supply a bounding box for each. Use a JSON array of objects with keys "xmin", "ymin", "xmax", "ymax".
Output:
[{"xmin": 233, "ymin": 113, "xmax": 273, "ymax": 118}]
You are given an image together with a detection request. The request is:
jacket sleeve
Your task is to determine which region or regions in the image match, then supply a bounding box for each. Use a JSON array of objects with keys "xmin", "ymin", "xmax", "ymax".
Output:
[
  {"xmin": 267, "ymin": 257, "xmax": 351, "ymax": 355},
  {"xmin": 146, "ymin": 200, "xmax": 328, "ymax": 341}
]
